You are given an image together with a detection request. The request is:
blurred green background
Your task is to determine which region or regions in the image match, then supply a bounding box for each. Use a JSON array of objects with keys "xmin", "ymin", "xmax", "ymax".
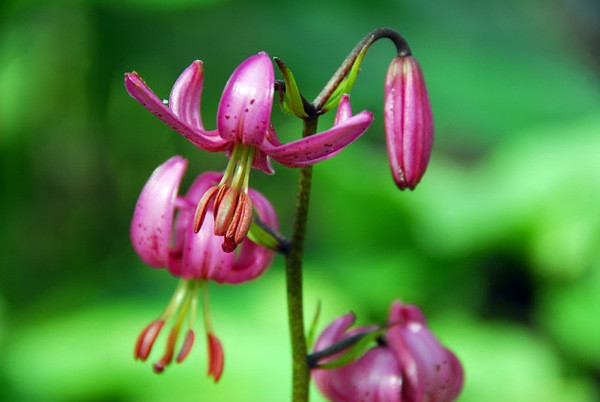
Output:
[{"xmin": 1, "ymin": 0, "xmax": 599, "ymax": 400}]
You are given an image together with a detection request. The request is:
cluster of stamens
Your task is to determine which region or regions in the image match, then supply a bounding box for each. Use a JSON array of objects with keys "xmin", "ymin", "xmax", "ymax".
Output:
[
  {"xmin": 134, "ymin": 280, "xmax": 224, "ymax": 382},
  {"xmin": 193, "ymin": 145, "xmax": 256, "ymax": 252}
]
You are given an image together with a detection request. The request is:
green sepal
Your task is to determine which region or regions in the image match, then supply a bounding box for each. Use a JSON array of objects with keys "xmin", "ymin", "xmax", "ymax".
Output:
[
  {"xmin": 305, "ymin": 300, "xmax": 322, "ymax": 352},
  {"xmin": 274, "ymin": 57, "xmax": 309, "ymax": 119},
  {"xmin": 321, "ymin": 44, "xmax": 368, "ymax": 113},
  {"xmin": 247, "ymin": 220, "xmax": 280, "ymax": 252},
  {"xmin": 317, "ymin": 327, "xmax": 384, "ymax": 370}
]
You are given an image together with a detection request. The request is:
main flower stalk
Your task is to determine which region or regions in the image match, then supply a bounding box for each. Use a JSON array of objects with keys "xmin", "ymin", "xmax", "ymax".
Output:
[{"xmin": 285, "ymin": 117, "xmax": 318, "ymax": 402}]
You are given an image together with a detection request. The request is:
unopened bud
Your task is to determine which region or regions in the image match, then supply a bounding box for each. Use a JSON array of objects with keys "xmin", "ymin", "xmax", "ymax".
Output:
[{"xmin": 384, "ymin": 55, "xmax": 433, "ymax": 190}]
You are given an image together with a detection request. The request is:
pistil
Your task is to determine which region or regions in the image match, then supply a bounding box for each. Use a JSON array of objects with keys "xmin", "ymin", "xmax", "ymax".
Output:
[{"xmin": 177, "ymin": 281, "xmax": 200, "ymax": 363}]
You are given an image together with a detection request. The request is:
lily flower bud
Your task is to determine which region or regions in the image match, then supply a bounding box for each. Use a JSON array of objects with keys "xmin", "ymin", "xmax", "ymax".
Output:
[
  {"xmin": 312, "ymin": 301, "xmax": 463, "ymax": 402},
  {"xmin": 384, "ymin": 56, "xmax": 434, "ymax": 190}
]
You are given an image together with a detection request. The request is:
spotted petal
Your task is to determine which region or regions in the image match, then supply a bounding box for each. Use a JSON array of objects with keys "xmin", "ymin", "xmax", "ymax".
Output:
[
  {"xmin": 131, "ymin": 156, "xmax": 187, "ymax": 267},
  {"xmin": 217, "ymin": 52, "xmax": 274, "ymax": 147},
  {"xmin": 125, "ymin": 71, "xmax": 229, "ymax": 152},
  {"xmin": 262, "ymin": 99, "xmax": 373, "ymax": 168}
]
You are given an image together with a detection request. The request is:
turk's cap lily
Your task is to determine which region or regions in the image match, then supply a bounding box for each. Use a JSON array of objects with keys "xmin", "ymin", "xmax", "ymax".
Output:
[
  {"xmin": 124, "ymin": 52, "xmax": 373, "ymax": 174},
  {"xmin": 312, "ymin": 301, "xmax": 464, "ymax": 402},
  {"xmin": 130, "ymin": 155, "xmax": 277, "ymax": 283},
  {"xmin": 126, "ymin": 53, "xmax": 371, "ymax": 253},
  {"xmin": 384, "ymin": 55, "xmax": 433, "ymax": 190},
  {"xmin": 131, "ymin": 156, "xmax": 278, "ymax": 379}
]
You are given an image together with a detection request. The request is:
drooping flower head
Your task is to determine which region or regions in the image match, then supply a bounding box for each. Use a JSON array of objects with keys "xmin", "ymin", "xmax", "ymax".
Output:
[
  {"xmin": 384, "ymin": 55, "xmax": 434, "ymax": 190},
  {"xmin": 131, "ymin": 156, "xmax": 278, "ymax": 381},
  {"xmin": 312, "ymin": 301, "xmax": 464, "ymax": 401},
  {"xmin": 125, "ymin": 53, "xmax": 373, "ymax": 251}
]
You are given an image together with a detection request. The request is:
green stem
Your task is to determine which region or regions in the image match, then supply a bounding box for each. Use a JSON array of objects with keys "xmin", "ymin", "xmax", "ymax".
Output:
[
  {"xmin": 313, "ymin": 27, "xmax": 412, "ymax": 111},
  {"xmin": 285, "ymin": 116, "xmax": 319, "ymax": 402}
]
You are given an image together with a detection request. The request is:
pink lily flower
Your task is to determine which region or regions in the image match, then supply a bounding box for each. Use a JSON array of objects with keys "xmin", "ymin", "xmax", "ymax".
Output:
[
  {"xmin": 125, "ymin": 52, "xmax": 373, "ymax": 251},
  {"xmin": 312, "ymin": 301, "xmax": 464, "ymax": 402},
  {"xmin": 131, "ymin": 156, "xmax": 278, "ymax": 382},
  {"xmin": 384, "ymin": 56, "xmax": 434, "ymax": 190}
]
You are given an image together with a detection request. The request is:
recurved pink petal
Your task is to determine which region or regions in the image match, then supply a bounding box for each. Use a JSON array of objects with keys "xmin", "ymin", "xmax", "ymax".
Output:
[
  {"xmin": 125, "ymin": 72, "xmax": 229, "ymax": 152},
  {"xmin": 169, "ymin": 60, "xmax": 208, "ymax": 131},
  {"xmin": 131, "ymin": 156, "xmax": 187, "ymax": 267},
  {"xmin": 264, "ymin": 123, "xmax": 282, "ymax": 147},
  {"xmin": 313, "ymin": 312, "xmax": 357, "ymax": 358},
  {"xmin": 334, "ymin": 94, "xmax": 353, "ymax": 125},
  {"xmin": 223, "ymin": 188, "xmax": 278, "ymax": 284},
  {"xmin": 217, "ymin": 52, "xmax": 274, "ymax": 147},
  {"xmin": 251, "ymin": 149, "xmax": 275, "ymax": 174},
  {"xmin": 262, "ymin": 110, "xmax": 373, "ymax": 168},
  {"xmin": 387, "ymin": 301, "xmax": 464, "ymax": 402},
  {"xmin": 384, "ymin": 56, "xmax": 433, "ymax": 190}
]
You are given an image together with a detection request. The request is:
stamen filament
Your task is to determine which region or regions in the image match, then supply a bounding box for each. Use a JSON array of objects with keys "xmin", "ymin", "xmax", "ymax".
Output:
[
  {"xmin": 219, "ymin": 144, "xmax": 240, "ymax": 187},
  {"xmin": 175, "ymin": 280, "xmax": 201, "ymax": 363},
  {"xmin": 153, "ymin": 280, "xmax": 195, "ymax": 372},
  {"xmin": 159, "ymin": 279, "xmax": 190, "ymax": 321},
  {"xmin": 188, "ymin": 280, "xmax": 201, "ymax": 329},
  {"xmin": 231, "ymin": 146, "xmax": 250, "ymax": 189},
  {"xmin": 241, "ymin": 147, "xmax": 256, "ymax": 191},
  {"xmin": 201, "ymin": 282, "xmax": 214, "ymax": 333}
]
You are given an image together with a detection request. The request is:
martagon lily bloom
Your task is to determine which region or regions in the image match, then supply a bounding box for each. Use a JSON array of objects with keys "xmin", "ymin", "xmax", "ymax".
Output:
[
  {"xmin": 312, "ymin": 301, "xmax": 464, "ymax": 402},
  {"xmin": 125, "ymin": 52, "xmax": 373, "ymax": 252},
  {"xmin": 384, "ymin": 55, "xmax": 434, "ymax": 190},
  {"xmin": 131, "ymin": 156, "xmax": 278, "ymax": 381}
]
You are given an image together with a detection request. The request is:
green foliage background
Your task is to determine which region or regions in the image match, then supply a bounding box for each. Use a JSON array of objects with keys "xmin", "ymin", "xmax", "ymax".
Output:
[{"xmin": 1, "ymin": 0, "xmax": 599, "ymax": 400}]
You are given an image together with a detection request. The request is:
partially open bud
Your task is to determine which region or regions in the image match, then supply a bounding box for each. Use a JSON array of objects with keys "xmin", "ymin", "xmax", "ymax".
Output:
[
  {"xmin": 311, "ymin": 301, "xmax": 463, "ymax": 402},
  {"xmin": 384, "ymin": 56, "xmax": 433, "ymax": 190}
]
